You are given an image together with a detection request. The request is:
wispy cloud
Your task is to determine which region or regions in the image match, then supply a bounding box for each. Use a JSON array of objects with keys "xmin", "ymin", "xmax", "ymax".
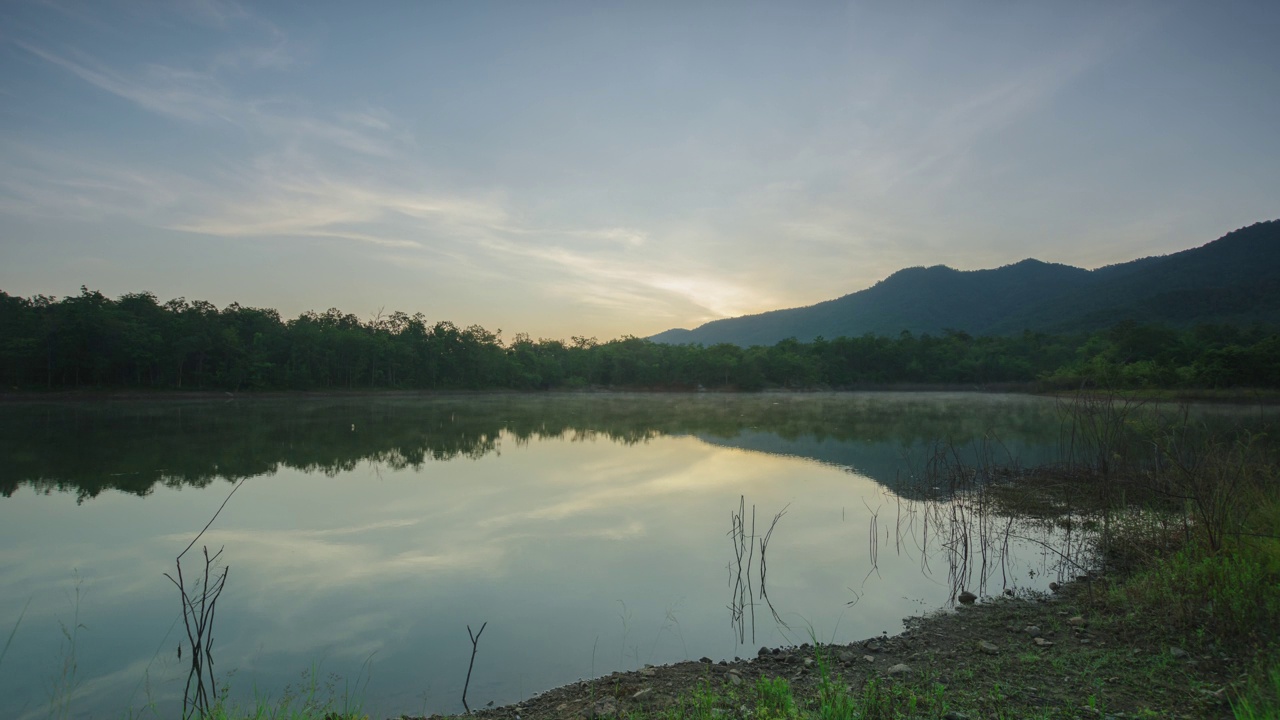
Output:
[
  {"xmin": 176, "ymin": 0, "xmax": 252, "ymax": 29},
  {"xmin": 477, "ymin": 235, "xmax": 766, "ymax": 321},
  {"xmin": 0, "ymin": 141, "xmax": 208, "ymax": 221},
  {"xmin": 4, "ymin": 0, "xmax": 1237, "ymax": 339},
  {"xmin": 15, "ymin": 40, "xmax": 236, "ymax": 123},
  {"xmin": 13, "ymin": 39, "xmax": 402, "ymax": 157}
]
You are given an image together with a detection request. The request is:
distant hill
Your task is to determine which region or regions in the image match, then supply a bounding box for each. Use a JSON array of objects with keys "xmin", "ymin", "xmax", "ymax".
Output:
[{"xmin": 651, "ymin": 220, "xmax": 1280, "ymax": 346}]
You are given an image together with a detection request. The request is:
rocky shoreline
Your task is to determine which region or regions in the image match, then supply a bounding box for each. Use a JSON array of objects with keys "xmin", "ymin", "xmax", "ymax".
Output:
[{"xmin": 412, "ymin": 582, "xmax": 1242, "ymax": 720}]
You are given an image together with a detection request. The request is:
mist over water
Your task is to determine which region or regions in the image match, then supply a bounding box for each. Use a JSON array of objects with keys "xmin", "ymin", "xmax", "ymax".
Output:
[{"xmin": 2, "ymin": 392, "xmax": 1246, "ymax": 719}]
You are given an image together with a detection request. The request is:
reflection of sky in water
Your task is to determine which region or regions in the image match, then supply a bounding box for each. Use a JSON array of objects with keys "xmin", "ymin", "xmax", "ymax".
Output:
[{"xmin": 0, "ymin": 416, "xmax": 1072, "ymax": 719}]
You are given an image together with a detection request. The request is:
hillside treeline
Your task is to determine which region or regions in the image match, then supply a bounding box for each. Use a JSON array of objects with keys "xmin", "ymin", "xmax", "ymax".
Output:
[{"xmin": 1, "ymin": 288, "xmax": 1278, "ymax": 392}]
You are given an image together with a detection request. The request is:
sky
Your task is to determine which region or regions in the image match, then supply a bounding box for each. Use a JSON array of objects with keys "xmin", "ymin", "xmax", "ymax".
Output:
[{"xmin": 1, "ymin": 1, "xmax": 1277, "ymax": 341}]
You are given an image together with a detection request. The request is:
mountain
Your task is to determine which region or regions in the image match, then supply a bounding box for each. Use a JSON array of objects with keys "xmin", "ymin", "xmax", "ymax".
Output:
[{"xmin": 651, "ymin": 220, "xmax": 1280, "ymax": 346}]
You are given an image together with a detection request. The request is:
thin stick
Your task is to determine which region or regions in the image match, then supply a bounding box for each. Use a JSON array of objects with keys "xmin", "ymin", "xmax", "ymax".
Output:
[{"xmin": 462, "ymin": 621, "xmax": 487, "ymax": 714}]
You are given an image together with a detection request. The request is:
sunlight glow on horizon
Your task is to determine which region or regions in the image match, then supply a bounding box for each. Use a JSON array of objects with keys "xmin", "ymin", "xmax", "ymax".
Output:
[{"xmin": 1, "ymin": 1, "xmax": 1277, "ymax": 340}]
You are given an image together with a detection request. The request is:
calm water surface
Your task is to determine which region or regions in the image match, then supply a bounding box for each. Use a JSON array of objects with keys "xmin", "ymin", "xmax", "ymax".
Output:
[{"xmin": 0, "ymin": 392, "xmax": 1132, "ymax": 718}]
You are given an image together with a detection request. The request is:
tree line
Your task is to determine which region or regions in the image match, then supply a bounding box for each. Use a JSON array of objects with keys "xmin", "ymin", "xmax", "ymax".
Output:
[{"xmin": 1, "ymin": 287, "xmax": 1277, "ymax": 392}]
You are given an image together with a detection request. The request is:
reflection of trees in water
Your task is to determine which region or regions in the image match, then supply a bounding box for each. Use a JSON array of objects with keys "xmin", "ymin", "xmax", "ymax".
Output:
[
  {"xmin": 873, "ymin": 441, "xmax": 1102, "ymax": 607},
  {"xmin": 726, "ymin": 496, "xmax": 788, "ymax": 646},
  {"xmin": 0, "ymin": 393, "xmax": 1098, "ymax": 501}
]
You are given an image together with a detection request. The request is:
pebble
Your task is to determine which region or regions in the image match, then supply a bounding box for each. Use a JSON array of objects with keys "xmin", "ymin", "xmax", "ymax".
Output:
[
  {"xmin": 1068, "ymin": 616, "xmax": 1086, "ymax": 626},
  {"xmin": 1034, "ymin": 637, "xmax": 1054, "ymax": 647},
  {"xmin": 887, "ymin": 663, "xmax": 912, "ymax": 676},
  {"xmin": 1024, "ymin": 625, "xmax": 1042, "ymax": 635},
  {"xmin": 977, "ymin": 640, "xmax": 1000, "ymax": 655}
]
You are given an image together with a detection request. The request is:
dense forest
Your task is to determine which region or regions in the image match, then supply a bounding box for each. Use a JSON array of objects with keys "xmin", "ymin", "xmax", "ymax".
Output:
[{"xmin": 2, "ymin": 287, "xmax": 1278, "ymax": 392}]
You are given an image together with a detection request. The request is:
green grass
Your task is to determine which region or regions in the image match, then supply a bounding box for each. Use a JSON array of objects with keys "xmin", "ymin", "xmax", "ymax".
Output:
[
  {"xmin": 206, "ymin": 661, "xmax": 371, "ymax": 720},
  {"xmin": 198, "ymin": 704, "xmax": 366, "ymax": 720},
  {"xmin": 1232, "ymin": 665, "xmax": 1280, "ymax": 720}
]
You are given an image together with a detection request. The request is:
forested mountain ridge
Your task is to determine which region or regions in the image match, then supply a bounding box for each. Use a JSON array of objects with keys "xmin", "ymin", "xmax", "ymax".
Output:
[
  {"xmin": 651, "ymin": 220, "xmax": 1280, "ymax": 346},
  {"xmin": 1, "ymin": 221, "xmax": 1277, "ymax": 394}
]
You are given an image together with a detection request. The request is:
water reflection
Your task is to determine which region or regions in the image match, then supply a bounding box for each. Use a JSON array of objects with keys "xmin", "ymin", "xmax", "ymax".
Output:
[
  {"xmin": 726, "ymin": 496, "xmax": 790, "ymax": 646},
  {"xmin": 0, "ymin": 393, "xmax": 1252, "ymax": 720},
  {"xmin": 1, "ymin": 392, "xmax": 1066, "ymax": 500}
]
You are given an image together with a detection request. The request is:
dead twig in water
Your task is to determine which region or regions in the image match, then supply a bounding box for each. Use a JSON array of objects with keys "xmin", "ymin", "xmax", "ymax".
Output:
[
  {"xmin": 165, "ymin": 476, "xmax": 246, "ymax": 719},
  {"xmin": 462, "ymin": 621, "xmax": 487, "ymax": 714},
  {"xmin": 758, "ymin": 504, "xmax": 789, "ymax": 627}
]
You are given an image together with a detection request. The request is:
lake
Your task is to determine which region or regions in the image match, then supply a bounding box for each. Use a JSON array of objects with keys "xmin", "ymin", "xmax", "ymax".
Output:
[{"xmin": 0, "ymin": 392, "xmax": 1142, "ymax": 718}]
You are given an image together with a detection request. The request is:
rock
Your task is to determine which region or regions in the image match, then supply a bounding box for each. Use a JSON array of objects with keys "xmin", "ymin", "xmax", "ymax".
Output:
[
  {"xmin": 865, "ymin": 639, "xmax": 883, "ymax": 652},
  {"xmin": 699, "ymin": 656, "xmax": 713, "ymax": 664},
  {"xmin": 886, "ymin": 663, "xmax": 912, "ymax": 676},
  {"xmin": 1024, "ymin": 625, "xmax": 1042, "ymax": 636},
  {"xmin": 1170, "ymin": 647, "xmax": 1189, "ymax": 659},
  {"xmin": 803, "ymin": 658, "xmax": 814, "ymax": 668},
  {"xmin": 977, "ymin": 640, "xmax": 1000, "ymax": 655},
  {"xmin": 863, "ymin": 655, "xmax": 875, "ymax": 663},
  {"xmin": 727, "ymin": 672, "xmax": 743, "ymax": 686},
  {"xmin": 632, "ymin": 688, "xmax": 652, "ymax": 701},
  {"xmin": 958, "ymin": 590, "xmax": 978, "ymax": 604},
  {"xmin": 758, "ymin": 646, "xmax": 771, "ymax": 658},
  {"xmin": 583, "ymin": 697, "xmax": 617, "ymax": 718},
  {"xmin": 1033, "ymin": 637, "xmax": 1054, "ymax": 647},
  {"xmin": 1068, "ymin": 616, "xmax": 1085, "ymax": 626},
  {"xmin": 639, "ymin": 667, "xmax": 657, "ymax": 677}
]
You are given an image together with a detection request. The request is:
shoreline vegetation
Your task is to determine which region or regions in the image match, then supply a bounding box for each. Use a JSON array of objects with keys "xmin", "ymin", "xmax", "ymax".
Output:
[
  {"xmin": 5, "ymin": 385, "xmax": 1280, "ymax": 406},
  {"xmin": 2, "ymin": 288, "xmax": 1279, "ymax": 395},
  {"xmin": 422, "ymin": 395, "xmax": 1276, "ymax": 720}
]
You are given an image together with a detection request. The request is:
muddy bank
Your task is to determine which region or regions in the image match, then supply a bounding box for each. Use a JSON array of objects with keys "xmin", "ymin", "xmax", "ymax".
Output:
[{"xmin": 412, "ymin": 582, "xmax": 1243, "ymax": 720}]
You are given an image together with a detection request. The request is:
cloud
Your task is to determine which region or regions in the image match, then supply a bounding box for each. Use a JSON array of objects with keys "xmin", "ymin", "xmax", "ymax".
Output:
[
  {"xmin": 0, "ymin": 142, "xmax": 208, "ymax": 222},
  {"xmin": 177, "ymin": 0, "xmax": 252, "ymax": 28},
  {"xmin": 14, "ymin": 40, "xmax": 402, "ymax": 157},
  {"xmin": 14, "ymin": 40, "xmax": 236, "ymax": 124},
  {"xmin": 1, "ymin": 0, "xmax": 1191, "ymax": 339},
  {"xmin": 476, "ymin": 235, "xmax": 766, "ymax": 321}
]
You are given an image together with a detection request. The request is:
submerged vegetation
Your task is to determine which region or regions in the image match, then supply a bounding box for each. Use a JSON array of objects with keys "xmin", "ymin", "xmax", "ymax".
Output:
[{"xmin": 1, "ymin": 288, "xmax": 1278, "ymax": 392}]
